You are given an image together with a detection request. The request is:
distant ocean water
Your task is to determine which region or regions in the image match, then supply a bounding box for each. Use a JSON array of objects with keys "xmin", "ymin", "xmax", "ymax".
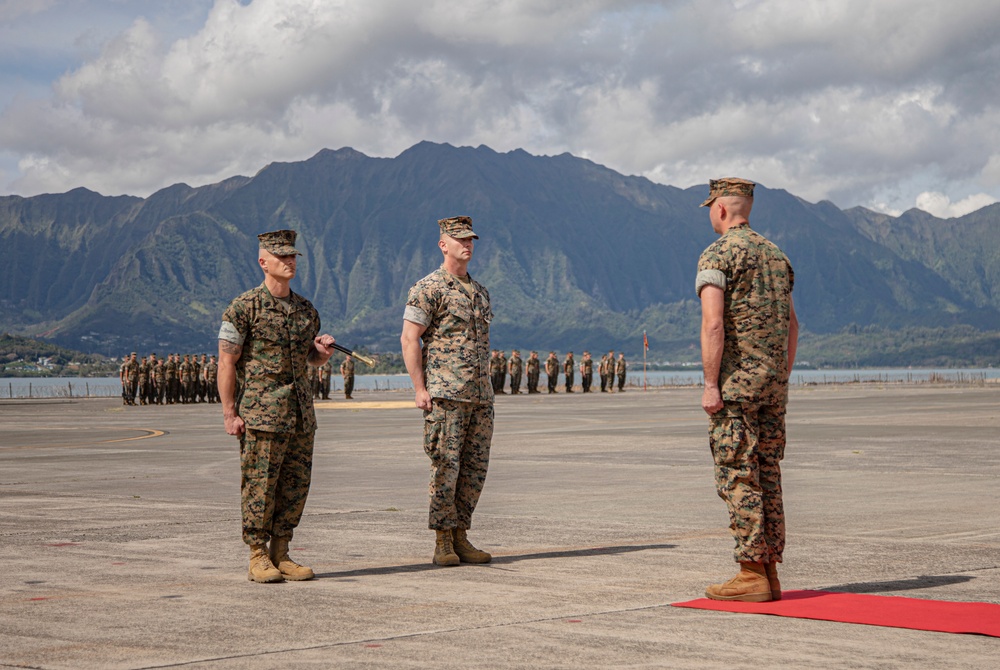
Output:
[{"xmin": 2, "ymin": 368, "xmax": 997, "ymax": 399}]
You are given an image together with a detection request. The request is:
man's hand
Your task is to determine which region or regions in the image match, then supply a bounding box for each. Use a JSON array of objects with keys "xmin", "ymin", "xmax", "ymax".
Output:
[
  {"xmin": 224, "ymin": 412, "xmax": 246, "ymax": 436},
  {"xmin": 314, "ymin": 334, "xmax": 336, "ymax": 357},
  {"xmin": 414, "ymin": 388, "xmax": 432, "ymax": 411},
  {"xmin": 702, "ymin": 385, "xmax": 723, "ymax": 415}
]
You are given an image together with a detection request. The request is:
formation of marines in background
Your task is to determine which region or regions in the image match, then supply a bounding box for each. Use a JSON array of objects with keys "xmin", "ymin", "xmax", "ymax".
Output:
[
  {"xmin": 490, "ymin": 349, "xmax": 627, "ymax": 394},
  {"xmin": 119, "ymin": 347, "xmax": 630, "ymax": 404},
  {"xmin": 119, "ymin": 351, "xmax": 356, "ymax": 405},
  {"xmin": 118, "ymin": 351, "xmax": 220, "ymax": 406}
]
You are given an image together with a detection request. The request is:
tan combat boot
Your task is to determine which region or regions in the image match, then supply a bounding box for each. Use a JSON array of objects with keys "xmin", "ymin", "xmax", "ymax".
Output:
[
  {"xmin": 704, "ymin": 562, "xmax": 771, "ymax": 602},
  {"xmin": 765, "ymin": 562, "xmax": 781, "ymax": 601},
  {"xmin": 433, "ymin": 529, "xmax": 460, "ymax": 566},
  {"xmin": 248, "ymin": 544, "xmax": 283, "ymax": 583},
  {"xmin": 452, "ymin": 528, "xmax": 491, "ymax": 564},
  {"xmin": 269, "ymin": 536, "xmax": 314, "ymax": 581}
]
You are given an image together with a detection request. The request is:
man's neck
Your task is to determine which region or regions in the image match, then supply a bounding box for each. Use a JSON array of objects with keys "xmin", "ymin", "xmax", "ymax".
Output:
[
  {"xmin": 264, "ymin": 276, "xmax": 291, "ymax": 298},
  {"xmin": 720, "ymin": 218, "xmax": 750, "ymax": 234},
  {"xmin": 442, "ymin": 258, "xmax": 469, "ymax": 277}
]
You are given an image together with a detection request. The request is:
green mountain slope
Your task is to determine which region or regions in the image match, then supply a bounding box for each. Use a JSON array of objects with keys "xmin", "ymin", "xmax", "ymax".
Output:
[{"xmin": 1, "ymin": 142, "xmax": 998, "ymax": 363}]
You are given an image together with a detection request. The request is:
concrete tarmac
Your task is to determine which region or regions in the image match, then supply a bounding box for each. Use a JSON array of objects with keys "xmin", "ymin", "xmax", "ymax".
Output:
[{"xmin": 1, "ymin": 384, "xmax": 998, "ymax": 669}]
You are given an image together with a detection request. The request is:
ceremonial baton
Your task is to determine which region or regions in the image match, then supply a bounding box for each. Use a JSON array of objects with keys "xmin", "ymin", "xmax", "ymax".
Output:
[{"xmin": 332, "ymin": 343, "xmax": 376, "ymax": 368}]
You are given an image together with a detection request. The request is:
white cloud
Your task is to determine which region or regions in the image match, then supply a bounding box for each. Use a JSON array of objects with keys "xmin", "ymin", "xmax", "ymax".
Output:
[
  {"xmin": 914, "ymin": 191, "xmax": 998, "ymax": 219},
  {"xmin": 0, "ymin": 0, "xmax": 998, "ymax": 215}
]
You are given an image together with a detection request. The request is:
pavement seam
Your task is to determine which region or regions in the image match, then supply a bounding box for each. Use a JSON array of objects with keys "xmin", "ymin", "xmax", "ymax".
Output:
[{"xmin": 130, "ymin": 601, "xmax": 677, "ymax": 669}]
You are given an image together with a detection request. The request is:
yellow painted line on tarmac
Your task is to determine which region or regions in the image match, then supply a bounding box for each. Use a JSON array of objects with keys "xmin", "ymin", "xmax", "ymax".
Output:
[
  {"xmin": 102, "ymin": 428, "xmax": 166, "ymax": 443},
  {"xmin": 315, "ymin": 401, "xmax": 414, "ymax": 410}
]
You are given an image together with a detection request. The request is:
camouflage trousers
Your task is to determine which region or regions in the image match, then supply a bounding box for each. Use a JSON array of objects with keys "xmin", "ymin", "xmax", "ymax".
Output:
[
  {"xmin": 423, "ymin": 398, "xmax": 494, "ymax": 530},
  {"xmin": 510, "ymin": 372, "xmax": 522, "ymax": 393},
  {"xmin": 709, "ymin": 402, "xmax": 786, "ymax": 564},
  {"xmin": 239, "ymin": 427, "xmax": 314, "ymax": 546}
]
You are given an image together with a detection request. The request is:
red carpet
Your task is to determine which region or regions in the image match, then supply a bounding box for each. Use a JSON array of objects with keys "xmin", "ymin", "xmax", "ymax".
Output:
[{"xmin": 672, "ymin": 590, "xmax": 1000, "ymax": 637}]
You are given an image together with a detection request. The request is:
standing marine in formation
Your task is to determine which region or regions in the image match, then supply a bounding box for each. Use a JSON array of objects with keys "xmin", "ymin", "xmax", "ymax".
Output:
[
  {"xmin": 218, "ymin": 229, "xmax": 337, "ymax": 584},
  {"xmin": 401, "ymin": 215, "xmax": 494, "ymax": 567},
  {"xmin": 526, "ymin": 351, "xmax": 540, "ymax": 394},
  {"xmin": 580, "ymin": 351, "xmax": 593, "ymax": 393},
  {"xmin": 340, "ymin": 354, "xmax": 355, "ymax": 400},
  {"xmin": 562, "ymin": 351, "xmax": 575, "ymax": 393},
  {"xmin": 508, "ymin": 350, "xmax": 523, "ymax": 394},
  {"xmin": 545, "ymin": 351, "xmax": 559, "ymax": 393},
  {"xmin": 695, "ymin": 178, "xmax": 798, "ymax": 602},
  {"xmin": 616, "ymin": 353, "xmax": 627, "ymax": 391}
]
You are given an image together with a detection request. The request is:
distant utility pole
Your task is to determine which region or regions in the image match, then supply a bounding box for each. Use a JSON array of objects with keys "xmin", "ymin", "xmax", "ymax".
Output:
[{"xmin": 643, "ymin": 331, "xmax": 648, "ymax": 391}]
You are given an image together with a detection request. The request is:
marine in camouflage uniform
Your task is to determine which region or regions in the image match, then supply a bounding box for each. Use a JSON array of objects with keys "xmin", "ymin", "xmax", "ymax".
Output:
[
  {"xmin": 401, "ymin": 215, "xmax": 494, "ymax": 567},
  {"xmin": 178, "ymin": 354, "xmax": 192, "ymax": 404},
  {"xmin": 508, "ymin": 350, "xmax": 523, "ymax": 394},
  {"xmin": 308, "ymin": 364, "xmax": 320, "ymax": 399},
  {"xmin": 340, "ymin": 354, "xmax": 355, "ymax": 399},
  {"xmin": 696, "ymin": 177, "xmax": 798, "ymax": 603},
  {"xmin": 138, "ymin": 356, "xmax": 151, "ymax": 405},
  {"xmin": 496, "ymin": 350, "xmax": 507, "ymax": 394},
  {"xmin": 615, "ymin": 353, "xmax": 627, "ymax": 391},
  {"xmin": 204, "ymin": 355, "xmax": 219, "ymax": 403},
  {"xmin": 164, "ymin": 354, "xmax": 178, "ymax": 404},
  {"xmin": 598, "ymin": 354, "xmax": 609, "ymax": 392},
  {"xmin": 124, "ymin": 352, "xmax": 140, "ymax": 406},
  {"xmin": 151, "ymin": 355, "xmax": 165, "ymax": 404},
  {"xmin": 320, "ymin": 360, "xmax": 333, "ymax": 399},
  {"xmin": 545, "ymin": 352, "xmax": 559, "ymax": 393},
  {"xmin": 580, "ymin": 351, "xmax": 593, "ymax": 392},
  {"xmin": 196, "ymin": 354, "xmax": 207, "ymax": 402},
  {"xmin": 218, "ymin": 229, "xmax": 337, "ymax": 584},
  {"xmin": 526, "ymin": 351, "xmax": 540, "ymax": 393},
  {"xmin": 562, "ymin": 352, "xmax": 575, "ymax": 392}
]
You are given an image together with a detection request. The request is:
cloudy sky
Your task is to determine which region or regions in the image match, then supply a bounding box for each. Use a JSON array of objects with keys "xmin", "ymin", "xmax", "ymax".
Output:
[{"xmin": 2, "ymin": 0, "xmax": 999, "ymax": 217}]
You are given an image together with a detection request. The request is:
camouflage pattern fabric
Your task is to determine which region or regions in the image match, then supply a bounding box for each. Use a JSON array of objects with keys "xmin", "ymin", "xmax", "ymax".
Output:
[
  {"xmin": 125, "ymin": 358, "xmax": 140, "ymax": 402},
  {"xmin": 563, "ymin": 355, "xmax": 575, "ymax": 391},
  {"xmin": 203, "ymin": 361, "xmax": 218, "ymax": 403},
  {"xmin": 340, "ymin": 356, "xmax": 355, "ymax": 398},
  {"xmin": 545, "ymin": 355, "xmax": 559, "ymax": 392},
  {"xmin": 697, "ymin": 221, "xmax": 794, "ymax": 565},
  {"xmin": 320, "ymin": 360, "xmax": 333, "ymax": 399},
  {"xmin": 696, "ymin": 223, "xmax": 795, "ymax": 405},
  {"xmin": 508, "ymin": 355, "xmax": 522, "ymax": 393},
  {"xmin": 239, "ymin": 427, "xmax": 315, "ymax": 545},
  {"xmin": 497, "ymin": 352, "xmax": 507, "ymax": 384},
  {"xmin": 581, "ymin": 358, "xmax": 593, "ymax": 392},
  {"xmin": 404, "ymin": 267, "xmax": 493, "ymax": 403},
  {"xmin": 153, "ymin": 362, "xmax": 166, "ymax": 403},
  {"xmin": 221, "ymin": 283, "xmax": 321, "ymax": 432},
  {"xmin": 616, "ymin": 356, "xmax": 627, "ymax": 390},
  {"xmin": 526, "ymin": 356, "xmax": 540, "ymax": 393},
  {"xmin": 423, "ymin": 398, "xmax": 494, "ymax": 530},
  {"xmin": 164, "ymin": 357, "xmax": 178, "ymax": 404},
  {"xmin": 709, "ymin": 402, "xmax": 785, "ymax": 563}
]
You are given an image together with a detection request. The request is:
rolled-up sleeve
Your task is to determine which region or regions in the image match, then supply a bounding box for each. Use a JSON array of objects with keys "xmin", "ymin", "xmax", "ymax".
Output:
[
  {"xmin": 695, "ymin": 269, "xmax": 727, "ymax": 297},
  {"xmin": 403, "ymin": 305, "xmax": 430, "ymax": 326}
]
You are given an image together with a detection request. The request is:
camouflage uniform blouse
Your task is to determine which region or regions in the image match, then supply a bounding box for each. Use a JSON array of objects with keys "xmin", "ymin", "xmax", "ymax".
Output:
[
  {"xmin": 219, "ymin": 283, "xmax": 321, "ymax": 432},
  {"xmin": 404, "ymin": 266, "xmax": 493, "ymax": 404},
  {"xmin": 696, "ymin": 223, "xmax": 795, "ymax": 406}
]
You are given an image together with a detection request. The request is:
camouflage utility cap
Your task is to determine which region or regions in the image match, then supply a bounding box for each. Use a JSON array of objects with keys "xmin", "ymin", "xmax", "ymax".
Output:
[
  {"xmin": 438, "ymin": 216, "xmax": 479, "ymax": 239},
  {"xmin": 700, "ymin": 178, "xmax": 755, "ymax": 207},
  {"xmin": 258, "ymin": 229, "xmax": 301, "ymax": 256}
]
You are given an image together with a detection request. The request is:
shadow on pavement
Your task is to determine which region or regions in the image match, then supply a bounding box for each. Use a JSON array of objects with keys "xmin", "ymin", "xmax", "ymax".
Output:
[
  {"xmin": 318, "ymin": 543, "xmax": 676, "ymax": 579},
  {"xmin": 824, "ymin": 574, "xmax": 975, "ymax": 594}
]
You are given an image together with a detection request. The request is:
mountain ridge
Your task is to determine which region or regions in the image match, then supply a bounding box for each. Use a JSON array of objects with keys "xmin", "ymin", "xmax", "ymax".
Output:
[{"xmin": 1, "ymin": 142, "xmax": 998, "ymax": 362}]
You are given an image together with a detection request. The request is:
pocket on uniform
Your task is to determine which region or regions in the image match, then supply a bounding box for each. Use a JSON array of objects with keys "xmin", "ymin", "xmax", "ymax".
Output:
[
  {"xmin": 423, "ymin": 400, "xmax": 447, "ymax": 459},
  {"xmin": 709, "ymin": 415, "xmax": 749, "ymax": 468},
  {"xmin": 447, "ymin": 302, "xmax": 473, "ymax": 323}
]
